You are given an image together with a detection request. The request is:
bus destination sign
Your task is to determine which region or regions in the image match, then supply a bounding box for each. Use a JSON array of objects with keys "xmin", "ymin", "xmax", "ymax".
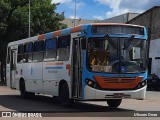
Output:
[{"xmin": 92, "ymin": 25, "xmax": 144, "ymax": 35}]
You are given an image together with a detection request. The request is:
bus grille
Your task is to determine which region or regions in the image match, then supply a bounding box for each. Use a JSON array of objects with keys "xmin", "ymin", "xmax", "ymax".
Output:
[
  {"xmin": 94, "ymin": 76, "xmax": 143, "ymax": 89},
  {"xmin": 103, "ymin": 77, "xmax": 135, "ymax": 83}
]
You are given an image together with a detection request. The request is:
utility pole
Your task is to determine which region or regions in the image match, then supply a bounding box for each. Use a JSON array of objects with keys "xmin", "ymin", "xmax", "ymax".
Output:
[
  {"xmin": 74, "ymin": 0, "xmax": 77, "ymax": 26},
  {"xmin": 29, "ymin": 0, "xmax": 31, "ymax": 37}
]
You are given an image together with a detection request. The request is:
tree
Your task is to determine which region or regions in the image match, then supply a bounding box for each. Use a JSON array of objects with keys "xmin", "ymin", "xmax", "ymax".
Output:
[{"xmin": 0, "ymin": 0, "xmax": 67, "ymax": 83}]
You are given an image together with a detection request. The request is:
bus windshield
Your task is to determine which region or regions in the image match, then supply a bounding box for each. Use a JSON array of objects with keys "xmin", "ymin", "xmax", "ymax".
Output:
[{"xmin": 87, "ymin": 36, "xmax": 147, "ymax": 73}]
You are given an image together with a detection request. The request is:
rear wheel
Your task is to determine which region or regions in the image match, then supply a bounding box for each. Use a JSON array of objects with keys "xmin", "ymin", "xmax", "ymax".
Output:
[
  {"xmin": 107, "ymin": 99, "xmax": 122, "ymax": 108},
  {"xmin": 59, "ymin": 83, "xmax": 73, "ymax": 106}
]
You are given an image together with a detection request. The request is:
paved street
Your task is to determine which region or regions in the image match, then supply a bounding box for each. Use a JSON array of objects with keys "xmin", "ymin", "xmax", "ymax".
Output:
[{"xmin": 0, "ymin": 85, "xmax": 159, "ymax": 119}]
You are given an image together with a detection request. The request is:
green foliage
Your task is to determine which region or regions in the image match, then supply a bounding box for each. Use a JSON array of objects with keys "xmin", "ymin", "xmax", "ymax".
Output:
[
  {"xmin": 0, "ymin": 0, "xmax": 66, "ymax": 42},
  {"xmin": 0, "ymin": 0, "xmax": 67, "ymax": 82},
  {"xmin": 0, "ymin": 0, "xmax": 67, "ymax": 59}
]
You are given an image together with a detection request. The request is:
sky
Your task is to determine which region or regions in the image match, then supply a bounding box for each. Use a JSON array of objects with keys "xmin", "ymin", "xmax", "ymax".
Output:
[{"xmin": 52, "ymin": 0, "xmax": 160, "ymax": 20}]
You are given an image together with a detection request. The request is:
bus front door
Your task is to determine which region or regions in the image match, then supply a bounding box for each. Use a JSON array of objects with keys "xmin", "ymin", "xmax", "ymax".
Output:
[
  {"xmin": 72, "ymin": 38, "xmax": 83, "ymax": 98},
  {"xmin": 10, "ymin": 49, "xmax": 17, "ymax": 88}
]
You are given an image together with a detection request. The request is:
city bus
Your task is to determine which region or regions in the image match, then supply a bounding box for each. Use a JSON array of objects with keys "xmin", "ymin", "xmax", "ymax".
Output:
[{"xmin": 6, "ymin": 23, "xmax": 148, "ymax": 107}]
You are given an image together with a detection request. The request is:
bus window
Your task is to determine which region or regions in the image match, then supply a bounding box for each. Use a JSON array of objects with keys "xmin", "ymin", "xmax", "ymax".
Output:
[
  {"xmin": 24, "ymin": 42, "xmax": 33, "ymax": 62},
  {"xmin": 33, "ymin": 40, "xmax": 44, "ymax": 62},
  {"xmin": 17, "ymin": 44, "xmax": 24, "ymax": 63},
  {"xmin": 57, "ymin": 35, "xmax": 70, "ymax": 61},
  {"xmin": 44, "ymin": 38, "xmax": 57, "ymax": 61}
]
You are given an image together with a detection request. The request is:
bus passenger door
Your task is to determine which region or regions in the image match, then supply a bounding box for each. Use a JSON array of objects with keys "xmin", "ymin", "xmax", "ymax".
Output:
[
  {"xmin": 72, "ymin": 38, "xmax": 83, "ymax": 98},
  {"xmin": 10, "ymin": 49, "xmax": 17, "ymax": 88}
]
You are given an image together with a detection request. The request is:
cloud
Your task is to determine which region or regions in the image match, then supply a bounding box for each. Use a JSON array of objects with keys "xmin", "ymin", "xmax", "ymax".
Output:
[
  {"xmin": 95, "ymin": 0, "xmax": 121, "ymax": 9},
  {"xmin": 52, "ymin": 0, "xmax": 85, "ymax": 9},
  {"xmin": 92, "ymin": 16, "xmax": 104, "ymax": 20},
  {"xmin": 68, "ymin": 1, "xmax": 86, "ymax": 9},
  {"xmin": 69, "ymin": 15, "xmax": 79, "ymax": 19},
  {"xmin": 51, "ymin": 0, "xmax": 71, "ymax": 4},
  {"xmin": 119, "ymin": 0, "xmax": 160, "ymax": 11},
  {"xmin": 94, "ymin": 0, "xmax": 125, "ymax": 18},
  {"xmin": 95, "ymin": 0, "xmax": 160, "ymax": 18}
]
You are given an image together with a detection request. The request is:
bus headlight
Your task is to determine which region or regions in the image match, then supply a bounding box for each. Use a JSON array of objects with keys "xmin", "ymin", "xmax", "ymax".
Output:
[
  {"xmin": 88, "ymin": 81, "xmax": 93, "ymax": 86},
  {"xmin": 85, "ymin": 79, "xmax": 98, "ymax": 88},
  {"xmin": 142, "ymin": 82, "xmax": 145, "ymax": 86},
  {"xmin": 137, "ymin": 80, "xmax": 147, "ymax": 89}
]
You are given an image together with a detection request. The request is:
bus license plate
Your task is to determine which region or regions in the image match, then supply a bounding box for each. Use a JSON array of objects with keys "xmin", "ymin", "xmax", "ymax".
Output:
[{"xmin": 114, "ymin": 93, "xmax": 124, "ymax": 98}]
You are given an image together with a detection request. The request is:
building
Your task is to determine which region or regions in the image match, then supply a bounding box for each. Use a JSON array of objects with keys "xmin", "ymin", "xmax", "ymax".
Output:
[
  {"xmin": 128, "ymin": 6, "xmax": 160, "ymax": 40},
  {"xmin": 128, "ymin": 6, "xmax": 160, "ymax": 77},
  {"xmin": 101, "ymin": 13, "xmax": 139, "ymax": 23},
  {"xmin": 61, "ymin": 18, "xmax": 98, "ymax": 27},
  {"xmin": 61, "ymin": 13, "xmax": 139, "ymax": 27}
]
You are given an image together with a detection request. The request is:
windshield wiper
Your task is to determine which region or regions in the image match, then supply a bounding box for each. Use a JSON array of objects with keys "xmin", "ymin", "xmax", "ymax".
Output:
[{"xmin": 105, "ymin": 34, "xmax": 118, "ymax": 49}]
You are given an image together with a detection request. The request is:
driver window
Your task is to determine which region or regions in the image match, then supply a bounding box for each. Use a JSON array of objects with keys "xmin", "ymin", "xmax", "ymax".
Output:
[{"xmin": 88, "ymin": 38, "xmax": 112, "ymax": 72}]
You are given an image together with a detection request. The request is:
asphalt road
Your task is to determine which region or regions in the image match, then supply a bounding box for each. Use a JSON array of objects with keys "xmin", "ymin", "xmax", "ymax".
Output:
[{"xmin": 0, "ymin": 86, "xmax": 159, "ymax": 120}]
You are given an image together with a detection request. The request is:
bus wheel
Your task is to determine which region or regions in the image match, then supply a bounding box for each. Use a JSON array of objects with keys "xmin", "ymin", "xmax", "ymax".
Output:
[
  {"xmin": 20, "ymin": 80, "xmax": 28, "ymax": 98},
  {"xmin": 20, "ymin": 80, "xmax": 35, "ymax": 98},
  {"xmin": 107, "ymin": 99, "xmax": 122, "ymax": 108},
  {"xmin": 59, "ymin": 83, "xmax": 73, "ymax": 106}
]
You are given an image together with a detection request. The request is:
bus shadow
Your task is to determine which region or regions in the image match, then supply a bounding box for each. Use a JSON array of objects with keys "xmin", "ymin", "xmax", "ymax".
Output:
[{"xmin": 0, "ymin": 94, "xmax": 135, "ymax": 113}]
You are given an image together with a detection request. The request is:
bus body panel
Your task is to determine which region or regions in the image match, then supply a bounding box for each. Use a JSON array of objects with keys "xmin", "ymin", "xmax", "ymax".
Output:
[{"xmin": 42, "ymin": 61, "xmax": 71, "ymax": 96}]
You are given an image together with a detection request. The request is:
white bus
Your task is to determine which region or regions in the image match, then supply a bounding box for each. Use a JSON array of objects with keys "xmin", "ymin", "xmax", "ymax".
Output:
[{"xmin": 6, "ymin": 23, "xmax": 148, "ymax": 107}]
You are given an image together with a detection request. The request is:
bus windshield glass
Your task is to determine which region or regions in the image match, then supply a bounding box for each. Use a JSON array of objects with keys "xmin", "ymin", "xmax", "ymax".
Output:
[{"xmin": 87, "ymin": 36, "xmax": 147, "ymax": 73}]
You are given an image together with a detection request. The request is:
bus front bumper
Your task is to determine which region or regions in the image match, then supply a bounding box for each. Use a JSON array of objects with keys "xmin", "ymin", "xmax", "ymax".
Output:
[{"xmin": 84, "ymin": 85, "xmax": 147, "ymax": 100}]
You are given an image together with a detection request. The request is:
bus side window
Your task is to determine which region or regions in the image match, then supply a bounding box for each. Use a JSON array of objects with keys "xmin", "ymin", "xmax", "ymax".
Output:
[
  {"xmin": 7, "ymin": 47, "xmax": 10, "ymax": 64},
  {"xmin": 17, "ymin": 44, "xmax": 24, "ymax": 63},
  {"xmin": 24, "ymin": 42, "xmax": 33, "ymax": 63},
  {"xmin": 57, "ymin": 35, "xmax": 70, "ymax": 61},
  {"xmin": 33, "ymin": 40, "xmax": 44, "ymax": 62},
  {"xmin": 44, "ymin": 38, "xmax": 57, "ymax": 61}
]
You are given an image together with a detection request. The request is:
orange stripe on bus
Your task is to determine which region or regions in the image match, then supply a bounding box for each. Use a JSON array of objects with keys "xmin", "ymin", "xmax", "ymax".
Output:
[
  {"xmin": 46, "ymin": 62, "xmax": 64, "ymax": 66},
  {"xmin": 71, "ymin": 26, "xmax": 82, "ymax": 33},
  {"xmin": 91, "ymin": 23, "xmax": 144, "ymax": 28},
  {"xmin": 38, "ymin": 34, "xmax": 45, "ymax": 40},
  {"xmin": 66, "ymin": 64, "xmax": 71, "ymax": 76},
  {"xmin": 94, "ymin": 76, "xmax": 143, "ymax": 89},
  {"xmin": 66, "ymin": 64, "xmax": 71, "ymax": 69},
  {"xmin": 53, "ymin": 30, "xmax": 61, "ymax": 37}
]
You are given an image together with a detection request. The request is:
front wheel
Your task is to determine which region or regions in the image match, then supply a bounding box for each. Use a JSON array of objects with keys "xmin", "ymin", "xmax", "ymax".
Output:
[
  {"xmin": 59, "ymin": 83, "xmax": 73, "ymax": 106},
  {"xmin": 107, "ymin": 99, "xmax": 122, "ymax": 108}
]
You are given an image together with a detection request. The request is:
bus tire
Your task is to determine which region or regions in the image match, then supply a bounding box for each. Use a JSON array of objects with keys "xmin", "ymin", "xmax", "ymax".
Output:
[
  {"xmin": 20, "ymin": 80, "xmax": 35, "ymax": 98},
  {"xmin": 20, "ymin": 80, "xmax": 28, "ymax": 98},
  {"xmin": 107, "ymin": 99, "xmax": 122, "ymax": 108},
  {"xmin": 59, "ymin": 83, "xmax": 73, "ymax": 106}
]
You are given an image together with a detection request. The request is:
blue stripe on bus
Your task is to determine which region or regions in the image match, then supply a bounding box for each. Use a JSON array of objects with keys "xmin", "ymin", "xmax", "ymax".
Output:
[
  {"xmin": 45, "ymin": 67, "xmax": 63, "ymax": 69},
  {"xmin": 61, "ymin": 28, "xmax": 71, "ymax": 35},
  {"xmin": 45, "ymin": 32, "xmax": 53, "ymax": 39}
]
